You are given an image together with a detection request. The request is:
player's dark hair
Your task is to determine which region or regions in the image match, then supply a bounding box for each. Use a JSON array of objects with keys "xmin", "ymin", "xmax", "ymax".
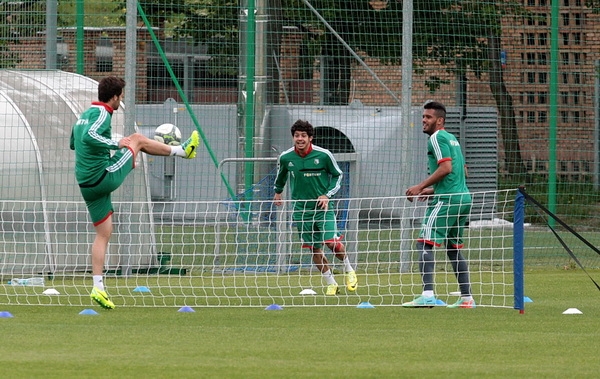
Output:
[
  {"xmin": 424, "ymin": 101, "xmax": 447, "ymax": 119},
  {"xmin": 98, "ymin": 76, "xmax": 126, "ymax": 103},
  {"xmin": 291, "ymin": 119, "xmax": 314, "ymax": 137}
]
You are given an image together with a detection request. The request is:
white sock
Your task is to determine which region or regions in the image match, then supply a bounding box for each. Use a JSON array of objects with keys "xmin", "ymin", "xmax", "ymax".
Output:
[
  {"xmin": 342, "ymin": 256, "xmax": 354, "ymax": 273},
  {"xmin": 170, "ymin": 146, "xmax": 185, "ymax": 157},
  {"xmin": 93, "ymin": 275, "xmax": 104, "ymax": 291},
  {"xmin": 462, "ymin": 296, "xmax": 473, "ymax": 302},
  {"xmin": 422, "ymin": 290, "xmax": 434, "ymax": 298},
  {"xmin": 322, "ymin": 269, "xmax": 337, "ymax": 285}
]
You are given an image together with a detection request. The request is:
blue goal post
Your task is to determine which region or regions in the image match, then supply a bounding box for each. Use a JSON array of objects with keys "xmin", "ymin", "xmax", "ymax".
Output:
[{"xmin": 513, "ymin": 187, "xmax": 526, "ymax": 313}]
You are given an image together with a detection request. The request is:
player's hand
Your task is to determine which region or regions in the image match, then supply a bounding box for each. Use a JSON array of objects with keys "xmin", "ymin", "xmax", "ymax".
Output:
[
  {"xmin": 118, "ymin": 137, "xmax": 131, "ymax": 148},
  {"xmin": 317, "ymin": 195, "xmax": 329, "ymax": 210},
  {"xmin": 405, "ymin": 185, "xmax": 422, "ymax": 202},
  {"xmin": 273, "ymin": 193, "xmax": 283, "ymax": 206},
  {"xmin": 417, "ymin": 187, "xmax": 434, "ymax": 202},
  {"xmin": 406, "ymin": 186, "xmax": 433, "ymax": 202}
]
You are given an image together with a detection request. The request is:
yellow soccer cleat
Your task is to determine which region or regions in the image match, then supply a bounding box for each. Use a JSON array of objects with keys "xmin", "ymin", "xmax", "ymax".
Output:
[
  {"xmin": 325, "ymin": 284, "xmax": 340, "ymax": 296},
  {"xmin": 345, "ymin": 271, "xmax": 358, "ymax": 292},
  {"xmin": 90, "ymin": 287, "xmax": 115, "ymax": 310},
  {"xmin": 182, "ymin": 130, "xmax": 200, "ymax": 159}
]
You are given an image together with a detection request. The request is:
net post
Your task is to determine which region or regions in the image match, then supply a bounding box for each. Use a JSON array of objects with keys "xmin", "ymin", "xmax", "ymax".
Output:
[{"xmin": 514, "ymin": 187, "xmax": 526, "ymax": 313}]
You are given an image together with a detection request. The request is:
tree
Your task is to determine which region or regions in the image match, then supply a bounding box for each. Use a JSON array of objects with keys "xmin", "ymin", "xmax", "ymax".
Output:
[{"xmin": 305, "ymin": 0, "xmax": 526, "ymax": 174}]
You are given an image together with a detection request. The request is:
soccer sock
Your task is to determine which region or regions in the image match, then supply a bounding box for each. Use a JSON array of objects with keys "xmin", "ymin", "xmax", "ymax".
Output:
[
  {"xmin": 170, "ymin": 146, "xmax": 185, "ymax": 157},
  {"xmin": 342, "ymin": 256, "xmax": 354, "ymax": 273},
  {"xmin": 422, "ymin": 290, "xmax": 435, "ymax": 298},
  {"xmin": 417, "ymin": 242, "xmax": 435, "ymax": 292},
  {"xmin": 447, "ymin": 248, "xmax": 472, "ymax": 296},
  {"xmin": 93, "ymin": 275, "xmax": 104, "ymax": 291},
  {"xmin": 322, "ymin": 269, "xmax": 337, "ymax": 285}
]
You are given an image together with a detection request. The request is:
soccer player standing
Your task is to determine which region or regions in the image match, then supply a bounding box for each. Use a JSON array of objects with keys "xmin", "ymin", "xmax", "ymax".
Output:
[
  {"xmin": 70, "ymin": 76, "xmax": 200, "ymax": 309},
  {"xmin": 403, "ymin": 101, "xmax": 475, "ymax": 308},
  {"xmin": 273, "ymin": 120, "xmax": 358, "ymax": 295}
]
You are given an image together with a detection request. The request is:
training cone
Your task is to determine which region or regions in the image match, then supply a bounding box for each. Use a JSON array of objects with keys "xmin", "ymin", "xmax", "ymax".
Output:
[
  {"xmin": 562, "ymin": 308, "xmax": 583, "ymax": 315},
  {"xmin": 178, "ymin": 306, "xmax": 195, "ymax": 313},
  {"xmin": 43, "ymin": 288, "xmax": 60, "ymax": 295},
  {"xmin": 265, "ymin": 304, "xmax": 283, "ymax": 311},
  {"xmin": 0, "ymin": 311, "xmax": 14, "ymax": 318},
  {"xmin": 356, "ymin": 301, "xmax": 375, "ymax": 309},
  {"xmin": 524, "ymin": 296, "xmax": 533, "ymax": 303},
  {"xmin": 299, "ymin": 289, "xmax": 317, "ymax": 295},
  {"xmin": 133, "ymin": 286, "xmax": 151, "ymax": 292},
  {"xmin": 79, "ymin": 309, "xmax": 99, "ymax": 315}
]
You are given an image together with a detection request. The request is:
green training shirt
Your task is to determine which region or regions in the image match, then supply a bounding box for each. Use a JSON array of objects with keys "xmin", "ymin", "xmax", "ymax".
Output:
[
  {"xmin": 274, "ymin": 144, "xmax": 343, "ymax": 211},
  {"xmin": 427, "ymin": 129, "xmax": 471, "ymax": 203},
  {"xmin": 69, "ymin": 102, "xmax": 120, "ymax": 185}
]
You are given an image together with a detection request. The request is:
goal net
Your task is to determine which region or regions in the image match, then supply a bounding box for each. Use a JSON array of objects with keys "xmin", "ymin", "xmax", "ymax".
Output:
[{"xmin": 0, "ymin": 189, "xmax": 520, "ymax": 308}]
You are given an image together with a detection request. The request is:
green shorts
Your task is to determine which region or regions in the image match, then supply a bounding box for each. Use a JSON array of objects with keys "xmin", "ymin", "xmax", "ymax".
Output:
[
  {"xmin": 293, "ymin": 208, "xmax": 341, "ymax": 250},
  {"xmin": 418, "ymin": 198, "xmax": 471, "ymax": 248},
  {"xmin": 78, "ymin": 147, "xmax": 135, "ymax": 225}
]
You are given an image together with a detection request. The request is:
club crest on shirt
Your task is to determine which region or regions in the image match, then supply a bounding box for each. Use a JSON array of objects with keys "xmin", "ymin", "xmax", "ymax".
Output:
[
  {"xmin": 314, "ymin": 159, "xmax": 319, "ymax": 165},
  {"xmin": 288, "ymin": 162, "xmax": 294, "ymax": 167}
]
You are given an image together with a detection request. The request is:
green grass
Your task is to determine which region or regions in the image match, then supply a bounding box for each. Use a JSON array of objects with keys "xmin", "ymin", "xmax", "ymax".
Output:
[{"xmin": 1, "ymin": 270, "xmax": 599, "ymax": 378}]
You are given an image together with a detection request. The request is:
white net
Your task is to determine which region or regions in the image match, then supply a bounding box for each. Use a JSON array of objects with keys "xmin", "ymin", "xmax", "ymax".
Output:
[{"xmin": 0, "ymin": 189, "xmax": 517, "ymax": 308}]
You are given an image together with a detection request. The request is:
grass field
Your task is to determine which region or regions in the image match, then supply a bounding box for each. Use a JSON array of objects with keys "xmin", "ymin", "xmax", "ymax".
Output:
[{"xmin": 1, "ymin": 269, "xmax": 599, "ymax": 378}]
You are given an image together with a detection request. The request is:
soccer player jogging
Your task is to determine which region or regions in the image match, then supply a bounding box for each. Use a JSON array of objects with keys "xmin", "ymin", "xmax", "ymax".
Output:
[
  {"xmin": 70, "ymin": 76, "xmax": 200, "ymax": 309},
  {"xmin": 403, "ymin": 101, "xmax": 475, "ymax": 309},
  {"xmin": 273, "ymin": 120, "xmax": 358, "ymax": 295}
]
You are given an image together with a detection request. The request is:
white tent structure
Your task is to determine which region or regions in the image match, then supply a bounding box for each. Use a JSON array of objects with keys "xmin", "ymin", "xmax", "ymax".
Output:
[{"xmin": 0, "ymin": 70, "xmax": 155, "ymax": 277}]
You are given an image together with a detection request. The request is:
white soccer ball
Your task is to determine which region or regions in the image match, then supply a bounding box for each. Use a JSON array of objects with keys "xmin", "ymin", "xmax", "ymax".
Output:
[{"xmin": 154, "ymin": 123, "xmax": 182, "ymax": 146}]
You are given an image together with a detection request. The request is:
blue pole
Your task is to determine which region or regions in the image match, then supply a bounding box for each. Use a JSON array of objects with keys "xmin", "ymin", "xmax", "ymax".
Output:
[{"xmin": 514, "ymin": 187, "xmax": 525, "ymax": 313}]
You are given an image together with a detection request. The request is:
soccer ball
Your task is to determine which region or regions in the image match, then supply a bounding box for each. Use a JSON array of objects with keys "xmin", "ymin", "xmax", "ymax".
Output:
[{"xmin": 154, "ymin": 123, "xmax": 182, "ymax": 146}]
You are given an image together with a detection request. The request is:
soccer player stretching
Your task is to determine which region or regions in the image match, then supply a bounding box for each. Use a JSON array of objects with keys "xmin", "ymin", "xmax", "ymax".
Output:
[
  {"xmin": 70, "ymin": 76, "xmax": 200, "ymax": 309},
  {"xmin": 403, "ymin": 101, "xmax": 475, "ymax": 309},
  {"xmin": 273, "ymin": 120, "xmax": 358, "ymax": 295}
]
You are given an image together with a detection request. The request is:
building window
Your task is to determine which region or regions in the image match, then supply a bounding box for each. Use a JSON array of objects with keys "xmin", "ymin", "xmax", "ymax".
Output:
[
  {"xmin": 538, "ymin": 111, "xmax": 547, "ymax": 123},
  {"xmin": 573, "ymin": 72, "xmax": 581, "ymax": 84},
  {"xmin": 562, "ymin": 33, "xmax": 569, "ymax": 45},
  {"xmin": 572, "ymin": 91, "xmax": 580, "ymax": 105},
  {"xmin": 560, "ymin": 91, "xmax": 569, "ymax": 104},
  {"xmin": 561, "ymin": 52, "xmax": 569, "ymax": 65},
  {"xmin": 574, "ymin": 13, "xmax": 582, "ymax": 25},
  {"xmin": 573, "ymin": 53, "xmax": 581, "ymax": 65},
  {"xmin": 538, "ymin": 53, "xmax": 547, "ymax": 65},
  {"xmin": 538, "ymin": 92, "xmax": 547, "ymax": 104},
  {"xmin": 573, "ymin": 33, "xmax": 581, "ymax": 45},
  {"xmin": 527, "ymin": 52, "xmax": 536, "ymax": 65},
  {"xmin": 527, "ymin": 33, "xmax": 536, "ymax": 46},
  {"xmin": 538, "ymin": 72, "xmax": 547, "ymax": 84},
  {"xmin": 526, "ymin": 16, "xmax": 535, "ymax": 25},
  {"xmin": 527, "ymin": 92, "xmax": 536, "ymax": 104},
  {"xmin": 527, "ymin": 111, "xmax": 536, "ymax": 123},
  {"xmin": 537, "ymin": 13, "xmax": 547, "ymax": 26},
  {"xmin": 528, "ymin": 72, "xmax": 536, "ymax": 83},
  {"xmin": 562, "ymin": 13, "xmax": 569, "ymax": 26},
  {"xmin": 96, "ymin": 37, "xmax": 113, "ymax": 73},
  {"xmin": 562, "ymin": 72, "xmax": 569, "ymax": 84},
  {"xmin": 573, "ymin": 111, "xmax": 580, "ymax": 123},
  {"xmin": 538, "ymin": 33, "xmax": 547, "ymax": 46},
  {"xmin": 539, "ymin": 0, "xmax": 547, "ymax": 5},
  {"xmin": 561, "ymin": 111, "xmax": 569, "ymax": 123}
]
